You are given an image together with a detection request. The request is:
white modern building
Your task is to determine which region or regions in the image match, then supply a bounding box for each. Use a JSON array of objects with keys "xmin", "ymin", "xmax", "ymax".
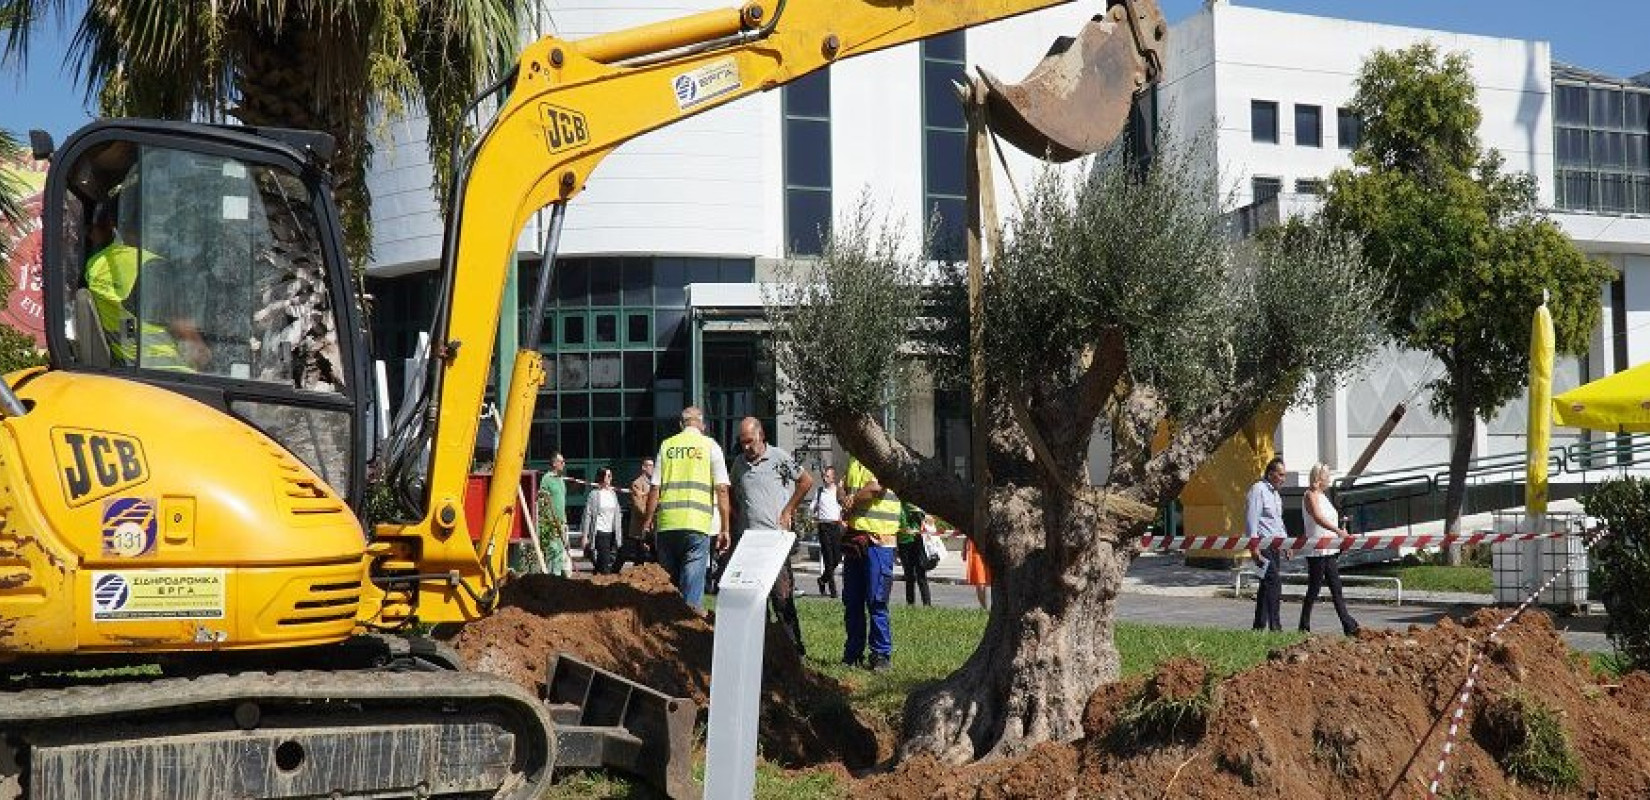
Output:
[
  {"xmin": 364, "ymin": 0, "xmax": 1650, "ymax": 529},
  {"xmin": 1162, "ymin": 0, "xmax": 1650, "ymax": 493}
]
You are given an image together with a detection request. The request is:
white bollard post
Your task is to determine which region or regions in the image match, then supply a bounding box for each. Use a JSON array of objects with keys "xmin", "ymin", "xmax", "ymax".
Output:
[{"xmin": 703, "ymin": 528, "xmax": 796, "ymax": 799}]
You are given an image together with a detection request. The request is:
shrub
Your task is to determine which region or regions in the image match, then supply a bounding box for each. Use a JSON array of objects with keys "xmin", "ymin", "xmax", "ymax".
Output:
[{"xmin": 1581, "ymin": 477, "xmax": 1650, "ymax": 671}]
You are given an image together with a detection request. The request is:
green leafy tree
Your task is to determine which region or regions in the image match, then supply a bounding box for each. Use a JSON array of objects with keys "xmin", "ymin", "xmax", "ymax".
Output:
[
  {"xmin": 2, "ymin": 0, "xmax": 525, "ymax": 268},
  {"xmin": 1322, "ymin": 43, "xmax": 1612, "ymax": 537},
  {"xmin": 1582, "ymin": 477, "xmax": 1650, "ymax": 671},
  {"xmin": 769, "ymin": 145, "xmax": 1388, "ymax": 762}
]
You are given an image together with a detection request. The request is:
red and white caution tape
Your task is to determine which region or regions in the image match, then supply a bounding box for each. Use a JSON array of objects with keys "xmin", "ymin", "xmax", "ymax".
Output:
[
  {"xmin": 1421, "ymin": 526, "xmax": 1608, "ymax": 799},
  {"xmin": 1138, "ymin": 530, "xmax": 1574, "ymax": 553}
]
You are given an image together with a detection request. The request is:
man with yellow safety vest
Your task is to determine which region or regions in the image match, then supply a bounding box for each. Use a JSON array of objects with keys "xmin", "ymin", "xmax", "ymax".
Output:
[
  {"xmin": 642, "ymin": 405, "xmax": 731, "ymax": 610},
  {"xmin": 842, "ymin": 456, "xmax": 901, "ymax": 671},
  {"xmin": 84, "ymin": 203, "xmax": 205, "ymax": 370}
]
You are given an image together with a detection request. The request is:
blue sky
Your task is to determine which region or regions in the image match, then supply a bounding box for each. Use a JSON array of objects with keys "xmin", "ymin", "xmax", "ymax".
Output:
[{"xmin": 2, "ymin": 1, "xmax": 1647, "ymax": 142}]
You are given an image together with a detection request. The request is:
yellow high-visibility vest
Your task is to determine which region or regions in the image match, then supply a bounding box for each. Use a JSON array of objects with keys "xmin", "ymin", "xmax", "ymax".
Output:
[
  {"xmin": 656, "ymin": 429, "xmax": 716, "ymax": 534},
  {"xmin": 85, "ymin": 243, "xmax": 188, "ymax": 369},
  {"xmin": 845, "ymin": 458, "xmax": 900, "ymax": 539}
]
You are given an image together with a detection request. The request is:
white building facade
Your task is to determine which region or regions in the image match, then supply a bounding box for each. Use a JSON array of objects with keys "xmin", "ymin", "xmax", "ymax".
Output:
[{"xmin": 1162, "ymin": 0, "xmax": 1650, "ymax": 486}]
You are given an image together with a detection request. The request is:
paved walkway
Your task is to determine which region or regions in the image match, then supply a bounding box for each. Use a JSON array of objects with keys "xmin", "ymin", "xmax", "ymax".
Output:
[{"xmin": 790, "ymin": 548, "xmax": 1610, "ymax": 653}]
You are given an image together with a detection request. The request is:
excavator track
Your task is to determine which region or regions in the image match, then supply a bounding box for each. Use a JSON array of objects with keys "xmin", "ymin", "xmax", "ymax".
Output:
[{"xmin": 0, "ymin": 668, "xmax": 555, "ymax": 800}]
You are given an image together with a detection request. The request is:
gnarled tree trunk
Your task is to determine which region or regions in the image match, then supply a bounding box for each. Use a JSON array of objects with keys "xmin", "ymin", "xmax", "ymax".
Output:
[{"xmin": 898, "ymin": 485, "xmax": 1151, "ymax": 763}]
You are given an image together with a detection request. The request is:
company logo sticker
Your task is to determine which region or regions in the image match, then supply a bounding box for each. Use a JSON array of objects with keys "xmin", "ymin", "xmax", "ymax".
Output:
[
  {"xmin": 53, "ymin": 428, "xmax": 148, "ymax": 506},
  {"xmin": 671, "ymin": 57, "xmax": 741, "ymax": 110},
  {"xmin": 91, "ymin": 570, "xmax": 225, "ymax": 622},
  {"xmin": 101, "ymin": 497, "xmax": 157, "ymax": 558},
  {"xmin": 539, "ymin": 103, "xmax": 590, "ymax": 153}
]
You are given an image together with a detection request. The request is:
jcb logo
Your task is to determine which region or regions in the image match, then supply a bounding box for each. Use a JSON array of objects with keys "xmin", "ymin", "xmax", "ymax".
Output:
[
  {"xmin": 54, "ymin": 428, "xmax": 148, "ymax": 506},
  {"xmin": 539, "ymin": 103, "xmax": 589, "ymax": 153}
]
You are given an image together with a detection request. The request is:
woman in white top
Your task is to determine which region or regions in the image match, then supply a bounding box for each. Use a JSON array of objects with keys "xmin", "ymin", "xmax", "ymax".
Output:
[
  {"xmin": 1299, "ymin": 463, "xmax": 1360, "ymax": 636},
  {"xmin": 582, "ymin": 467, "xmax": 623, "ymax": 574}
]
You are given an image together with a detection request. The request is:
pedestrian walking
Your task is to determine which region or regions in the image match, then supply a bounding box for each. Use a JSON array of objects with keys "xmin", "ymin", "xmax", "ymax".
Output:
[
  {"xmin": 731, "ymin": 417, "xmax": 814, "ymax": 655},
  {"xmin": 895, "ymin": 503, "xmax": 932, "ymax": 606},
  {"xmin": 1247, "ymin": 456, "xmax": 1288, "ymax": 632},
  {"xmin": 812, "ymin": 464, "xmax": 845, "ymax": 598},
  {"xmin": 842, "ymin": 456, "xmax": 900, "ymax": 671},
  {"xmin": 642, "ymin": 406, "xmax": 731, "ymax": 610},
  {"xmin": 1299, "ymin": 463, "xmax": 1360, "ymax": 636},
  {"xmin": 618, "ymin": 458, "xmax": 656, "ymax": 569},
  {"xmin": 537, "ymin": 452, "xmax": 571, "ymax": 576},
  {"xmin": 581, "ymin": 467, "xmax": 623, "ymax": 574}
]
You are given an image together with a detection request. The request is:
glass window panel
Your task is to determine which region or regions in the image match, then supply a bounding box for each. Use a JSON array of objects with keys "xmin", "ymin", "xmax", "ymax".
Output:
[
  {"xmin": 591, "ymin": 392, "xmax": 621, "ymax": 417},
  {"xmin": 686, "ymin": 259, "xmax": 720, "ymax": 286},
  {"xmin": 925, "ymin": 129, "xmax": 967, "ymax": 197},
  {"xmin": 1556, "ymin": 84, "xmax": 1589, "ymax": 126},
  {"xmin": 1252, "ymin": 176, "xmax": 1282, "ymax": 203},
  {"xmin": 624, "ymin": 351, "xmax": 653, "ymax": 388},
  {"xmin": 1557, "ymin": 128, "xmax": 1587, "ymax": 166},
  {"xmin": 591, "ymin": 422, "xmax": 621, "ymax": 461},
  {"xmin": 1627, "ymin": 134, "xmax": 1649, "ymax": 171},
  {"xmin": 534, "ymin": 391, "xmax": 558, "ymax": 422},
  {"xmin": 563, "ymin": 314, "xmax": 587, "ymax": 346},
  {"xmin": 928, "ymin": 197, "xmax": 967, "ymax": 262},
  {"xmin": 721, "ymin": 260, "xmax": 754, "ymax": 283},
  {"xmin": 1635, "ymin": 176, "xmax": 1650, "ymax": 213},
  {"xmin": 785, "ymin": 189, "xmax": 831, "ymax": 256},
  {"xmin": 784, "ymin": 118, "xmax": 832, "ymax": 188},
  {"xmin": 624, "ymin": 390, "xmax": 650, "ymax": 417},
  {"xmin": 1336, "ymin": 107, "xmax": 1362, "ymax": 150},
  {"xmin": 627, "ymin": 313, "xmax": 650, "ymax": 344},
  {"xmin": 1593, "ymin": 87, "xmax": 1624, "ymax": 128},
  {"xmin": 559, "ymin": 422, "xmax": 588, "ymax": 459},
  {"xmin": 621, "ymin": 257, "xmax": 651, "ymax": 305},
  {"xmin": 785, "ymin": 69, "xmax": 831, "ymax": 118},
  {"xmin": 557, "ymin": 353, "xmax": 589, "ymax": 390},
  {"xmin": 657, "ymin": 348, "xmax": 685, "ymax": 381},
  {"xmin": 654, "ymin": 388, "xmax": 684, "ymax": 419},
  {"xmin": 555, "ymin": 259, "xmax": 588, "ymax": 303},
  {"xmin": 922, "ymin": 60, "xmax": 967, "ymax": 131},
  {"xmin": 1563, "ymin": 171, "xmax": 1595, "ymax": 210},
  {"xmin": 1594, "ymin": 131, "xmax": 1625, "ymax": 168},
  {"xmin": 589, "ymin": 353, "xmax": 622, "ymax": 388},
  {"xmin": 1252, "ymin": 100, "xmax": 1279, "ymax": 143},
  {"xmin": 1628, "ymin": 92, "xmax": 1650, "ymax": 132},
  {"xmin": 923, "ymin": 31, "xmax": 965, "ymax": 62},
  {"xmin": 562, "ymin": 392, "xmax": 589, "ymax": 419},
  {"xmin": 624, "ymin": 419, "xmax": 654, "ymax": 457},
  {"xmin": 1294, "ymin": 104, "xmax": 1322, "ymax": 147},
  {"xmin": 589, "ymin": 261, "xmax": 620, "ymax": 306},
  {"xmin": 594, "ymin": 313, "xmax": 618, "ymax": 344},
  {"xmin": 654, "ymin": 308, "xmax": 685, "ymax": 348},
  {"xmin": 654, "ymin": 258, "xmax": 686, "ymax": 307},
  {"xmin": 1294, "ymin": 178, "xmax": 1323, "ymax": 195}
]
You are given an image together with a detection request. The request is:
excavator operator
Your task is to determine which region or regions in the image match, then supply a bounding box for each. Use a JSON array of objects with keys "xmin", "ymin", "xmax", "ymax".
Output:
[{"xmin": 84, "ymin": 200, "xmax": 206, "ymax": 371}]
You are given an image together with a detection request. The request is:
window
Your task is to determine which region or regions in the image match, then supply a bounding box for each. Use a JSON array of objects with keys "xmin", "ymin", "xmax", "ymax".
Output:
[
  {"xmin": 1556, "ymin": 128, "xmax": 1590, "ymax": 166},
  {"xmin": 1556, "ymin": 84, "xmax": 1589, "ymax": 126},
  {"xmin": 1251, "ymin": 100, "xmax": 1279, "ymax": 144},
  {"xmin": 1294, "ymin": 178, "xmax": 1324, "ymax": 195},
  {"xmin": 783, "ymin": 70, "xmax": 832, "ymax": 256},
  {"xmin": 1252, "ymin": 176, "xmax": 1282, "ymax": 204},
  {"xmin": 1592, "ymin": 87, "xmax": 1624, "ymax": 129},
  {"xmin": 1294, "ymin": 104, "xmax": 1322, "ymax": 148},
  {"xmin": 1337, "ymin": 107, "xmax": 1362, "ymax": 150},
  {"xmin": 923, "ymin": 33, "xmax": 969, "ymax": 260}
]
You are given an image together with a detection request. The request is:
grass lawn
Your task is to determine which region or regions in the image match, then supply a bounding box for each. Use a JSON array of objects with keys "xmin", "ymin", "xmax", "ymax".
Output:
[
  {"xmin": 543, "ymin": 600, "xmax": 1304, "ymax": 798},
  {"xmin": 1343, "ymin": 563, "xmax": 1494, "ymax": 594}
]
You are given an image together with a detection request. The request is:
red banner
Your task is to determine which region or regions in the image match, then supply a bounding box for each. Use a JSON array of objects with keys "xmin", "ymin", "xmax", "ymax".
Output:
[{"xmin": 0, "ymin": 160, "xmax": 46, "ymax": 347}]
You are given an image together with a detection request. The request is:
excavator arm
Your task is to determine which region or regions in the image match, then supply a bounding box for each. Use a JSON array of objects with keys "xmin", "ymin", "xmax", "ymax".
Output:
[{"xmin": 373, "ymin": 0, "xmax": 1166, "ymax": 623}]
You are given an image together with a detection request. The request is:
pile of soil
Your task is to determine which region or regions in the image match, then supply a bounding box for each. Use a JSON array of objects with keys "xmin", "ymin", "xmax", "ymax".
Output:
[
  {"xmin": 442, "ymin": 566, "xmax": 892, "ymax": 768},
  {"xmin": 864, "ymin": 610, "xmax": 1650, "ymax": 798}
]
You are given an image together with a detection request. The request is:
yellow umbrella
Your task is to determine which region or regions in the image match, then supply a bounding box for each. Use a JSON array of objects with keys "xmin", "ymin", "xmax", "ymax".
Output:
[
  {"xmin": 1553, "ymin": 360, "xmax": 1650, "ymax": 433},
  {"xmin": 1526, "ymin": 298, "xmax": 1553, "ymax": 515}
]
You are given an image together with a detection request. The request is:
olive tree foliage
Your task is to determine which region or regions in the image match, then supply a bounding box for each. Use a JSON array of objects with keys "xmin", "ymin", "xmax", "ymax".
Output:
[
  {"xmin": 768, "ymin": 142, "xmax": 1389, "ymax": 763},
  {"xmin": 1322, "ymin": 43, "xmax": 1612, "ymax": 535},
  {"xmin": 1582, "ymin": 477, "xmax": 1650, "ymax": 672}
]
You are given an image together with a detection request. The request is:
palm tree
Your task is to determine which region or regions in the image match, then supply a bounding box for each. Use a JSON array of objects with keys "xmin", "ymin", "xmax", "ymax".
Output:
[
  {"xmin": 2, "ymin": 0, "xmax": 526, "ymax": 268},
  {"xmin": 0, "ymin": 128, "xmax": 25, "ymax": 268}
]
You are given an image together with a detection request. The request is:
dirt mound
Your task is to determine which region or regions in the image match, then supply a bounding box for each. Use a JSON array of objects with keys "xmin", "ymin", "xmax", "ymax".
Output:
[
  {"xmin": 442, "ymin": 566, "xmax": 891, "ymax": 768},
  {"xmin": 863, "ymin": 610, "xmax": 1650, "ymax": 798}
]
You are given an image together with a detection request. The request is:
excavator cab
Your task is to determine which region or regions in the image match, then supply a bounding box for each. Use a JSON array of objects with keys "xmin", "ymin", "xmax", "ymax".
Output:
[{"xmin": 41, "ymin": 121, "xmax": 369, "ymax": 508}]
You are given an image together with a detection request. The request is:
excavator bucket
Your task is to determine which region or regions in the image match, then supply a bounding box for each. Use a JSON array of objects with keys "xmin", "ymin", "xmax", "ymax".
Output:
[
  {"xmin": 980, "ymin": 0, "xmax": 1166, "ymax": 162},
  {"xmin": 544, "ymin": 653, "xmax": 701, "ymax": 799}
]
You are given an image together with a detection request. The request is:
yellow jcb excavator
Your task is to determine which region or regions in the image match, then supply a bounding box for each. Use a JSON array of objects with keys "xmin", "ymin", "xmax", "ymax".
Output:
[{"xmin": 0, "ymin": 1, "xmax": 1162, "ymax": 798}]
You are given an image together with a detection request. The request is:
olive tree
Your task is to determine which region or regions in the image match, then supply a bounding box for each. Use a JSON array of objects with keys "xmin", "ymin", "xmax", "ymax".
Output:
[{"xmin": 769, "ymin": 146, "xmax": 1389, "ymax": 762}]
